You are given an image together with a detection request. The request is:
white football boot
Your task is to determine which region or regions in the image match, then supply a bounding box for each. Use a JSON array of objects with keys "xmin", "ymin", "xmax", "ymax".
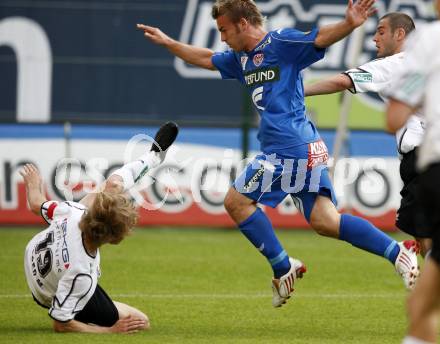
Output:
[
  {"xmin": 272, "ymin": 257, "xmax": 306, "ymax": 308},
  {"xmin": 395, "ymin": 240, "xmax": 420, "ymax": 290}
]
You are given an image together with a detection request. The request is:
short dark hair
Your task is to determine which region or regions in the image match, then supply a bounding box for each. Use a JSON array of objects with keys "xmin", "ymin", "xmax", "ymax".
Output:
[
  {"xmin": 380, "ymin": 12, "xmax": 415, "ymax": 35},
  {"xmin": 211, "ymin": 0, "xmax": 264, "ymax": 27}
]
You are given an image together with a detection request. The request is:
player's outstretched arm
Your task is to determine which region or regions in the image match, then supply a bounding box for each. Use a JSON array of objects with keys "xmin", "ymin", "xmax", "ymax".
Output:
[
  {"xmin": 305, "ymin": 74, "xmax": 353, "ymax": 96},
  {"xmin": 19, "ymin": 163, "xmax": 48, "ymax": 215},
  {"xmin": 314, "ymin": 0, "xmax": 376, "ymax": 48},
  {"xmin": 137, "ymin": 24, "xmax": 216, "ymax": 70},
  {"xmin": 53, "ymin": 316, "xmax": 148, "ymax": 334}
]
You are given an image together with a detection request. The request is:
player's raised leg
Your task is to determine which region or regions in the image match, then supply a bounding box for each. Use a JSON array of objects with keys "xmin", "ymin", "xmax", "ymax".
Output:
[
  {"xmin": 107, "ymin": 121, "xmax": 179, "ymax": 193},
  {"xmin": 79, "ymin": 122, "xmax": 179, "ymax": 208},
  {"xmin": 309, "ymin": 194, "xmax": 420, "ymax": 290}
]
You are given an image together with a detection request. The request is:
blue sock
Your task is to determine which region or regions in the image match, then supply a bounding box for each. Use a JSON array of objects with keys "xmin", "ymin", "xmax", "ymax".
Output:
[
  {"xmin": 339, "ymin": 214, "xmax": 400, "ymax": 263},
  {"xmin": 239, "ymin": 208, "xmax": 291, "ymax": 278}
]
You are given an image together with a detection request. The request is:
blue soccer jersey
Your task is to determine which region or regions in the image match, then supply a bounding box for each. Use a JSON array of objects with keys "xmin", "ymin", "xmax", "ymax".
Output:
[{"xmin": 212, "ymin": 28, "xmax": 325, "ymax": 156}]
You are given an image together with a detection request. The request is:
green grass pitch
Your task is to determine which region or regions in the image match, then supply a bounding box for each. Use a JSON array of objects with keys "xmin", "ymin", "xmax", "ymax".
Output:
[{"xmin": 0, "ymin": 227, "xmax": 415, "ymax": 343}]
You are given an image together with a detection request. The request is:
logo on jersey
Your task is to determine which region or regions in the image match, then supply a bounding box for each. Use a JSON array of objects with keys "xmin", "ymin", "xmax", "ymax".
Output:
[
  {"xmin": 252, "ymin": 86, "xmax": 265, "ymax": 110},
  {"xmin": 240, "ymin": 55, "xmax": 248, "ymax": 71},
  {"xmin": 308, "ymin": 139, "xmax": 329, "ymax": 169},
  {"xmin": 351, "ymin": 72, "xmax": 373, "ymax": 83},
  {"xmin": 253, "ymin": 53, "xmax": 264, "ymax": 67},
  {"xmin": 60, "ymin": 218, "xmax": 70, "ymax": 269},
  {"xmin": 255, "ymin": 36, "xmax": 271, "ymax": 51},
  {"xmin": 243, "ymin": 164, "xmax": 265, "ymax": 191},
  {"xmin": 244, "ymin": 66, "xmax": 279, "ymax": 87}
]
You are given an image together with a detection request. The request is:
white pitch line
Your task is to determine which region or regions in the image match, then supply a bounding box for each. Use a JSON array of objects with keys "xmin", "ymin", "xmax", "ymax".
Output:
[{"xmin": 0, "ymin": 293, "xmax": 406, "ymax": 299}]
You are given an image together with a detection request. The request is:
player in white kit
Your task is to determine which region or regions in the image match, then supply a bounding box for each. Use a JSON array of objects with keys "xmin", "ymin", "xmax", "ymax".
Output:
[
  {"xmin": 386, "ymin": 3, "xmax": 440, "ymax": 341},
  {"xmin": 305, "ymin": 12, "xmax": 431, "ymax": 257},
  {"xmin": 22, "ymin": 122, "xmax": 178, "ymax": 333}
]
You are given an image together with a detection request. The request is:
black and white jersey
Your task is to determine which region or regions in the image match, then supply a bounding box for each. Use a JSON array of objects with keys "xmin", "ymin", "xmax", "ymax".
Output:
[
  {"xmin": 344, "ymin": 52, "xmax": 424, "ymax": 155},
  {"xmin": 387, "ymin": 22, "xmax": 440, "ymax": 171},
  {"xmin": 24, "ymin": 201, "xmax": 101, "ymax": 322}
]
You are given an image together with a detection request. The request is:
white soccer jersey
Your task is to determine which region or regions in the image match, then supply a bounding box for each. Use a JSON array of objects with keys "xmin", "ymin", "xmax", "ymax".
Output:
[
  {"xmin": 24, "ymin": 200, "xmax": 101, "ymax": 322},
  {"xmin": 344, "ymin": 52, "xmax": 425, "ymax": 155},
  {"xmin": 388, "ymin": 22, "xmax": 440, "ymax": 170}
]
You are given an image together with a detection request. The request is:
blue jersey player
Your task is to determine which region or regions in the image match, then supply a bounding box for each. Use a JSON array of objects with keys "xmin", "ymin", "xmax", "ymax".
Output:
[{"xmin": 138, "ymin": 0, "xmax": 420, "ymax": 307}]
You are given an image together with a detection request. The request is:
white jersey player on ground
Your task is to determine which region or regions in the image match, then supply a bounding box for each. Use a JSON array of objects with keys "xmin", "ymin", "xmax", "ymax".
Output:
[
  {"xmin": 305, "ymin": 12, "xmax": 431, "ymax": 257},
  {"xmin": 386, "ymin": 6, "xmax": 440, "ymax": 343},
  {"xmin": 22, "ymin": 122, "xmax": 178, "ymax": 333}
]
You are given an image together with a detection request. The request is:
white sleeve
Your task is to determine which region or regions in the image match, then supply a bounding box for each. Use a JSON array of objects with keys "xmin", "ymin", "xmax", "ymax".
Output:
[
  {"xmin": 344, "ymin": 58, "xmax": 393, "ymax": 94},
  {"xmin": 40, "ymin": 201, "xmax": 59, "ymax": 224},
  {"xmin": 49, "ymin": 272, "xmax": 95, "ymax": 322},
  {"xmin": 386, "ymin": 27, "xmax": 433, "ymax": 107},
  {"xmin": 40, "ymin": 201, "xmax": 73, "ymax": 225}
]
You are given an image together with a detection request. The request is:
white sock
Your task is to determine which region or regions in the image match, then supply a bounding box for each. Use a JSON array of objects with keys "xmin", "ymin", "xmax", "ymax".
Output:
[
  {"xmin": 402, "ymin": 335, "xmax": 434, "ymax": 344},
  {"xmin": 112, "ymin": 152, "xmax": 161, "ymax": 190}
]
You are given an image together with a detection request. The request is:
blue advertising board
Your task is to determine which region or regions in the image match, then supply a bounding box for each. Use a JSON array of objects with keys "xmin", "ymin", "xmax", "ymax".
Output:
[{"xmin": 0, "ymin": 0, "xmax": 435, "ymax": 124}]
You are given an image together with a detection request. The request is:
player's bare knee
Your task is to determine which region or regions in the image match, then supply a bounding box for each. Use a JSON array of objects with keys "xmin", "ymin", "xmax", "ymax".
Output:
[
  {"xmin": 224, "ymin": 189, "xmax": 242, "ymax": 217},
  {"xmin": 310, "ymin": 217, "xmax": 331, "ymax": 237},
  {"xmin": 223, "ymin": 191, "xmax": 235, "ymax": 214},
  {"xmin": 224, "ymin": 189, "xmax": 255, "ymax": 223},
  {"xmin": 309, "ymin": 196, "xmax": 340, "ymax": 237},
  {"xmin": 309, "ymin": 214, "xmax": 339, "ymax": 238}
]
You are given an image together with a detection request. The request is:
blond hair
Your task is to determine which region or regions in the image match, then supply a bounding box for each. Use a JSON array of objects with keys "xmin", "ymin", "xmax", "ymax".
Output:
[
  {"xmin": 79, "ymin": 192, "xmax": 138, "ymax": 247},
  {"xmin": 211, "ymin": 0, "xmax": 264, "ymax": 26}
]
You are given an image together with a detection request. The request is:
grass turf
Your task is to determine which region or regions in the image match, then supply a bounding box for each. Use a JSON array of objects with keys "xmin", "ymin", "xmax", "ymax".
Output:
[{"xmin": 0, "ymin": 227, "xmax": 414, "ymax": 343}]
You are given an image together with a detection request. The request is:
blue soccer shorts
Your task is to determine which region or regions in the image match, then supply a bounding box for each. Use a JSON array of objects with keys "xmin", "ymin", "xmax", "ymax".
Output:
[{"xmin": 233, "ymin": 140, "xmax": 337, "ymax": 222}]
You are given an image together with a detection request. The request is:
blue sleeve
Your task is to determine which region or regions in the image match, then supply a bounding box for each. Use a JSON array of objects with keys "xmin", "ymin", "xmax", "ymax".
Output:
[
  {"xmin": 211, "ymin": 50, "xmax": 241, "ymax": 80},
  {"xmin": 271, "ymin": 28, "xmax": 325, "ymax": 70}
]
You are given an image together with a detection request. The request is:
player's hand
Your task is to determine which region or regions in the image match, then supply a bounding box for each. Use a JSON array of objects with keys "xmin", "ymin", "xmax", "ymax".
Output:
[
  {"xmin": 19, "ymin": 163, "xmax": 43, "ymax": 188},
  {"xmin": 345, "ymin": 0, "xmax": 376, "ymax": 28},
  {"xmin": 109, "ymin": 315, "xmax": 147, "ymax": 334},
  {"xmin": 137, "ymin": 24, "xmax": 172, "ymax": 46}
]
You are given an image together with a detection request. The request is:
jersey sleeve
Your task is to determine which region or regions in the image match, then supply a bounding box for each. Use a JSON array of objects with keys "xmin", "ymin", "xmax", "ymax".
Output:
[
  {"xmin": 386, "ymin": 27, "xmax": 433, "ymax": 107},
  {"xmin": 343, "ymin": 58, "xmax": 392, "ymax": 94},
  {"xmin": 40, "ymin": 201, "xmax": 60, "ymax": 225},
  {"xmin": 49, "ymin": 272, "xmax": 95, "ymax": 322},
  {"xmin": 211, "ymin": 50, "xmax": 242, "ymax": 80},
  {"xmin": 271, "ymin": 28, "xmax": 325, "ymax": 70},
  {"xmin": 40, "ymin": 201, "xmax": 74, "ymax": 225}
]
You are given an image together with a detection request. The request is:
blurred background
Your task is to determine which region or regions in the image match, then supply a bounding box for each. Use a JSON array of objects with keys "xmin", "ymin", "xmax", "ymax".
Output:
[{"xmin": 0, "ymin": 0, "xmax": 436, "ymax": 229}]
